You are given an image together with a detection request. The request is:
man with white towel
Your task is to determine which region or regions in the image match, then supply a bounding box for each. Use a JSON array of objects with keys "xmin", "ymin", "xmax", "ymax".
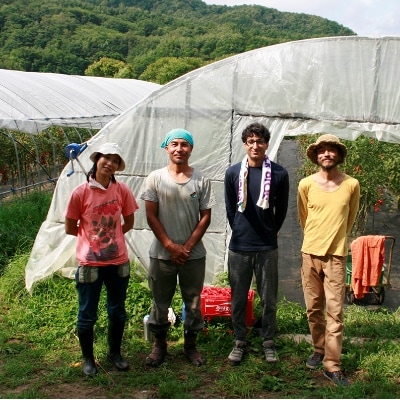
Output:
[{"xmin": 224, "ymin": 122, "xmax": 289, "ymax": 365}]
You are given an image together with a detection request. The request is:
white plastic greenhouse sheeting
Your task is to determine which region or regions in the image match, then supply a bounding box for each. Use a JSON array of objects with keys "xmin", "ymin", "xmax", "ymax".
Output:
[
  {"xmin": 0, "ymin": 69, "xmax": 161, "ymax": 133},
  {"xmin": 26, "ymin": 36, "xmax": 400, "ymax": 292}
]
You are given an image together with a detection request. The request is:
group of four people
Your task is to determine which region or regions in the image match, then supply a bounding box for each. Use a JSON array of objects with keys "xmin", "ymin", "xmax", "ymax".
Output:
[{"xmin": 65, "ymin": 123, "xmax": 359, "ymax": 386}]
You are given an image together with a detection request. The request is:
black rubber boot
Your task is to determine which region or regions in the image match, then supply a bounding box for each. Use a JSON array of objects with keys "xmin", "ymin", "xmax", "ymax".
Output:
[
  {"xmin": 77, "ymin": 329, "xmax": 98, "ymax": 376},
  {"xmin": 183, "ymin": 331, "xmax": 205, "ymax": 366},
  {"xmin": 145, "ymin": 332, "xmax": 167, "ymax": 367},
  {"xmin": 107, "ymin": 321, "xmax": 129, "ymax": 371}
]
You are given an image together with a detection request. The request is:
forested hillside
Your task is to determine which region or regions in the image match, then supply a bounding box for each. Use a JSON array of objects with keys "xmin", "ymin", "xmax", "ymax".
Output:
[{"xmin": 0, "ymin": 0, "xmax": 355, "ymax": 82}]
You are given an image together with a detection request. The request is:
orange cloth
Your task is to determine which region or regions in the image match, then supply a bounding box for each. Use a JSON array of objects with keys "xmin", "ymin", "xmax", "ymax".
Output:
[{"xmin": 350, "ymin": 235, "xmax": 385, "ymax": 299}]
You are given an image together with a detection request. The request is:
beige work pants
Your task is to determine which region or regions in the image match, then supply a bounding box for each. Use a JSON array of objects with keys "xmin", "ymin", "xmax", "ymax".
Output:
[{"xmin": 301, "ymin": 252, "xmax": 346, "ymax": 372}]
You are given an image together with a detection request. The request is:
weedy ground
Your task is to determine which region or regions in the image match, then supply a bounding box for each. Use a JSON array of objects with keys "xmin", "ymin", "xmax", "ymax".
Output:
[
  {"xmin": 1, "ymin": 259, "xmax": 400, "ymax": 399},
  {"xmin": 1, "ymin": 192, "xmax": 400, "ymax": 399}
]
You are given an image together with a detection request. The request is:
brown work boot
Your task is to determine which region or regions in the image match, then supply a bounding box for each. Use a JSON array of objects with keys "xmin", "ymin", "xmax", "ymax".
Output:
[
  {"xmin": 145, "ymin": 333, "xmax": 167, "ymax": 367},
  {"xmin": 183, "ymin": 331, "xmax": 205, "ymax": 367}
]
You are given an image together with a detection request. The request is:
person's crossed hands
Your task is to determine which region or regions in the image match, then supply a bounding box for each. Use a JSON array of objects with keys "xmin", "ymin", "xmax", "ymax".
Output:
[{"xmin": 168, "ymin": 243, "xmax": 190, "ymax": 266}]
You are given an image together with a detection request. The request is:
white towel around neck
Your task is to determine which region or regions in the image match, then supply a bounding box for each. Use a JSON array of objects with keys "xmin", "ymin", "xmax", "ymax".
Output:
[{"xmin": 237, "ymin": 155, "xmax": 272, "ymax": 213}]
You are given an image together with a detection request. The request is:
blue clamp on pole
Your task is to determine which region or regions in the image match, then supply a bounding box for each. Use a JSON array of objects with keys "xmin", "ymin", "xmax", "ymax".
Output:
[{"xmin": 64, "ymin": 143, "xmax": 88, "ymax": 177}]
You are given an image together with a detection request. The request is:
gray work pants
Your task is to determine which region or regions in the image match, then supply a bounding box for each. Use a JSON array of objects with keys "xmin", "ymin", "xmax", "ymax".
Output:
[
  {"xmin": 228, "ymin": 249, "xmax": 278, "ymax": 342},
  {"xmin": 148, "ymin": 257, "xmax": 206, "ymax": 335}
]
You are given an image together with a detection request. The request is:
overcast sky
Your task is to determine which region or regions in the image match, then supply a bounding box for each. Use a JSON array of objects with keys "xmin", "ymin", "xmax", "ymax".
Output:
[{"xmin": 203, "ymin": 0, "xmax": 400, "ymax": 37}]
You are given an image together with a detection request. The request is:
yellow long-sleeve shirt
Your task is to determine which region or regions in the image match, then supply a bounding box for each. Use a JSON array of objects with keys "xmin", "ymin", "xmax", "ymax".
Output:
[{"xmin": 297, "ymin": 174, "xmax": 360, "ymax": 257}]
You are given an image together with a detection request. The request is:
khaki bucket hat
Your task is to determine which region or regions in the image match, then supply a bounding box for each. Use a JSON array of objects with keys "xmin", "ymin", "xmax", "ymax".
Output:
[{"xmin": 306, "ymin": 134, "xmax": 347, "ymax": 165}]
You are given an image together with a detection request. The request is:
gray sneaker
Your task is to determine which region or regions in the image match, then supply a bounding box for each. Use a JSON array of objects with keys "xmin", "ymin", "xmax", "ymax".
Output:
[
  {"xmin": 263, "ymin": 340, "xmax": 278, "ymax": 363},
  {"xmin": 324, "ymin": 370, "xmax": 349, "ymax": 386},
  {"xmin": 306, "ymin": 352, "xmax": 324, "ymax": 369},
  {"xmin": 228, "ymin": 340, "xmax": 246, "ymax": 365}
]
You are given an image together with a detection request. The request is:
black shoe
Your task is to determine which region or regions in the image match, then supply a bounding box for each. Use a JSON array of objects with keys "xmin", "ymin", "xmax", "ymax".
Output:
[
  {"xmin": 324, "ymin": 370, "xmax": 349, "ymax": 386},
  {"xmin": 82, "ymin": 357, "xmax": 98, "ymax": 376},
  {"xmin": 77, "ymin": 329, "xmax": 97, "ymax": 376},
  {"xmin": 108, "ymin": 352, "xmax": 129, "ymax": 371},
  {"xmin": 306, "ymin": 352, "xmax": 324, "ymax": 369}
]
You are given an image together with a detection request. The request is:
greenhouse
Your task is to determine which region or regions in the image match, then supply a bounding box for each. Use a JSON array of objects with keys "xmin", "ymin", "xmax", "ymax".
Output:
[
  {"xmin": 0, "ymin": 69, "xmax": 160, "ymax": 198},
  {"xmin": 26, "ymin": 36, "xmax": 400, "ymax": 292}
]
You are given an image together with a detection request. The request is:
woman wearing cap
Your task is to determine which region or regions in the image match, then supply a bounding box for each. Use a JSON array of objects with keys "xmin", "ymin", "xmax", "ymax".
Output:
[
  {"xmin": 297, "ymin": 134, "xmax": 360, "ymax": 386},
  {"xmin": 65, "ymin": 142, "xmax": 138, "ymax": 376}
]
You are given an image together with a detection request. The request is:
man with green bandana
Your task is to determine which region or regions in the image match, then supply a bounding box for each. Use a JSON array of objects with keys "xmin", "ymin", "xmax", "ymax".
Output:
[{"xmin": 140, "ymin": 128, "xmax": 216, "ymax": 367}]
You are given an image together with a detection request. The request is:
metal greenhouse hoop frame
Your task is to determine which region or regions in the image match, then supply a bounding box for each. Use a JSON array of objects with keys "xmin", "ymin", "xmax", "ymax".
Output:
[
  {"xmin": 0, "ymin": 126, "xmax": 97, "ymax": 201},
  {"xmin": 0, "ymin": 69, "xmax": 161, "ymax": 202}
]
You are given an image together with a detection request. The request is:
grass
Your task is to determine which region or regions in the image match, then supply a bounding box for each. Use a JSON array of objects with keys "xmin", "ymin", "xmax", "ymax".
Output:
[
  {"xmin": 1, "ymin": 191, "xmax": 400, "ymax": 398},
  {"xmin": 0, "ymin": 190, "xmax": 52, "ymax": 274}
]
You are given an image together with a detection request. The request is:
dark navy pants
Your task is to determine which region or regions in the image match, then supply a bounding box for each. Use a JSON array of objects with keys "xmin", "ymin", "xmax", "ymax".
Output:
[{"xmin": 75, "ymin": 263, "xmax": 130, "ymax": 331}]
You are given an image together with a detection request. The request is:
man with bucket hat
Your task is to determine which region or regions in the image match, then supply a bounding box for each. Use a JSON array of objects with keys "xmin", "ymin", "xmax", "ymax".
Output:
[
  {"xmin": 65, "ymin": 142, "xmax": 139, "ymax": 376},
  {"xmin": 297, "ymin": 134, "xmax": 360, "ymax": 386},
  {"xmin": 140, "ymin": 128, "xmax": 216, "ymax": 367}
]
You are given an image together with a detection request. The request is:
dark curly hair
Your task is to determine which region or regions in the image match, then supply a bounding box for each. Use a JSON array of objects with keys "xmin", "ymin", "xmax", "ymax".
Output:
[{"xmin": 241, "ymin": 122, "xmax": 271, "ymax": 143}]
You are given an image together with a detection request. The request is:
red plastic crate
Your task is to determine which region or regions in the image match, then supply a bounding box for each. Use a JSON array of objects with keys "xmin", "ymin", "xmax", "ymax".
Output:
[{"xmin": 200, "ymin": 286, "xmax": 255, "ymax": 326}]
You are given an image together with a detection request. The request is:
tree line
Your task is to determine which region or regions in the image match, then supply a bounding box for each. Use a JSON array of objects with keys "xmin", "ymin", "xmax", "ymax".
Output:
[{"xmin": 0, "ymin": 0, "xmax": 355, "ymax": 83}]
